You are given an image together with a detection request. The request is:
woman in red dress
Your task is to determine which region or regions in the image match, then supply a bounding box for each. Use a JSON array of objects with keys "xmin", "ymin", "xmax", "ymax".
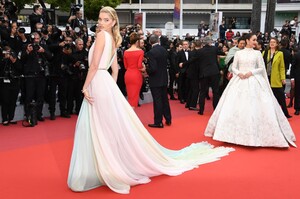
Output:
[{"xmin": 123, "ymin": 32, "xmax": 145, "ymax": 108}]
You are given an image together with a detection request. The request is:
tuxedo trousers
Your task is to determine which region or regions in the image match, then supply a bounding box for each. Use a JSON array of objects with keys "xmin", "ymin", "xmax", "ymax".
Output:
[
  {"xmin": 199, "ymin": 74, "xmax": 220, "ymax": 113},
  {"xmin": 150, "ymin": 86, "xmax": 171, "ymax": 124}
]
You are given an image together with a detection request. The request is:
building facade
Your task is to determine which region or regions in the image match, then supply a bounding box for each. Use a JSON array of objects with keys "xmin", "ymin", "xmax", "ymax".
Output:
[{"xmin": 116, "ymin": 0, "xmax": 300, "ymax": 37}]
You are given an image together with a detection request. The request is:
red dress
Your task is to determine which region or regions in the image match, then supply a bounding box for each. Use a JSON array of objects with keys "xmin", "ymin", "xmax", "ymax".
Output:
[{"xmin": 123, "ymin": 50, "xmax": 144, "ymax": 107}]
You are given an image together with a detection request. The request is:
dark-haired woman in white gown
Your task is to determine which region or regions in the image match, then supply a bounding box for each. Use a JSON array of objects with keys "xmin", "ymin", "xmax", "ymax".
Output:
[{"xmin": 205, "ymin": 33, "xmax": 296, "ymax": 148}]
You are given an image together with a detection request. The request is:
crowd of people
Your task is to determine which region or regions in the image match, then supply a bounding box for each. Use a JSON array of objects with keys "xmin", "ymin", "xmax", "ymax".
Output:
[
  {"xmin": 0, "ymin": 3, "xmax": 300, "ymax": 129},
  {"xmin": 0, "ymin": 4, "xmax": 90, "ymax": 126}
]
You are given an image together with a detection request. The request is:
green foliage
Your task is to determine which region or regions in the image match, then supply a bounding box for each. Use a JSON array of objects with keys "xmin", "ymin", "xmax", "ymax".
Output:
[
  {"xmin": 10, "ymin": 0, "xmax": 36, "ymax": 11},
  {"xmin": 84, "ymin": 0, "xmax": 122, "ymax": 20}
]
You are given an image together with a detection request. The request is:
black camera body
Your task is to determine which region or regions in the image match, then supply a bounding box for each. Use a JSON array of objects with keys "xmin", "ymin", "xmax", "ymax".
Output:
[
  {"xmin": 70, "ymin": 3, "xmax": 82, "ymax": 16},
  {"xmin": 64, "ymin": 43, "xmax": 72, "ymax": 50},
  {"xmin": 18, "ymin": 27, "xmax": 26, "ymax": 34},
  {"xmin": 61, "ymin": 63, "xmax": 73, "ymax": 75}
]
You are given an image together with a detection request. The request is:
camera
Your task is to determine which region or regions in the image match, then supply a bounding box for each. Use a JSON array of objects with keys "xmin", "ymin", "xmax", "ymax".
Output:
[
  {"xmin": 70, "ymin": 3, "xmax": 82, "ymax": 16},
  {"xmin": 77, "ymin": 61, "xmax": 86, "ymax": 71},
  {"xmin": 18, "ymin": 27, "xmax": 25, "ymax": 34},
  {"xmin": 61, "ymin": 63, "xmax": 73, "ymax": 75},
  {"xmin": 38, "ymin": 58, "xmax": 50, "ymax": 77},
  {"xmin": 32, "ymin": 43, "xmax": 40, "ymax": 52},
  {"xmin": 64, "ymin": 43, "xmax": 72, "ymax": 50}
]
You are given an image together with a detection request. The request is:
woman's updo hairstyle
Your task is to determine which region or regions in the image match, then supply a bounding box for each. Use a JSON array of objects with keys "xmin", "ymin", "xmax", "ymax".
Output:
[
  {"xmin": 244, "ymin": 33, "xmax": 256, "ymax": 44},
  {"xmin": 129, "ymin": 32, "xmax": 140, "ymax": 45}
]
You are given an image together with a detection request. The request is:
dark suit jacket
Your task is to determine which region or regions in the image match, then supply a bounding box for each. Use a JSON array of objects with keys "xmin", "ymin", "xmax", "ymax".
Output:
[
  {"xmin": 159, "ymin": 36, "xmax": 169, "ymax": 49},
  {"xmin": 197, "ymin": 45, "xmax": 220, "ymax": 78},
  {"xmin": 146, "ymin": 44, "xmax": 168, "ymax": 87},
  {"xmin": 291, "ymin": 52, "xmax": 300, "ymax": 80},
  {"xmin": 185, "ymin": 50, "xmax": 199, "ymax": 79}
]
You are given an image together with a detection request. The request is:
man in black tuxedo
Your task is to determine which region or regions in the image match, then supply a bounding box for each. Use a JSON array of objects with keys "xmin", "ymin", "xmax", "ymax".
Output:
[
  {"xmin": 176, "ymin": 40, "xmax": 191, "ymax": 104},
  {"xmin": 197, "ymin": 37, "xmax": 220, "ymax": 115},
  {"xmin": 146, "ymin": 34, "xmax": 172, "ymax": 128},
  {"xmin": 180, "ymin": 40, "xmax": 202, "ymax": 110}
]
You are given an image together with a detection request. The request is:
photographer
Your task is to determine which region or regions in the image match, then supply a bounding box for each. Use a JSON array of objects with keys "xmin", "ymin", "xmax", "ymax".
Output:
[
  {"xmin": 7, "ymin": 21, "xmax": 28, "ymax": 54},
  {"xmin": 47, "ymin": 36, "xmax": 74, "ymax": 119},
  {"xmin": 0, "ymin": 0, "xmax": 17, "ymax": 21},
  {"xmin": 68, "ymin": 8, "xmax": 86, "ymax": 30},
  {"xmin": 21, "ymin": 32, "xmax": 52, "ymax": 123},
  {"xmin": 29, "ymin": 5, "xmax": 45, "ymax": 33},
  {"xmin": 69, "ymin": 38, "xmax": 88, "ymax": 114},
  {"xmin": 0, "ymin": 15, "xmax": 10, "ymax": 42},
  {"xmin": 0, "ymin": 46, "xmax": 22, "ymax": 125}
]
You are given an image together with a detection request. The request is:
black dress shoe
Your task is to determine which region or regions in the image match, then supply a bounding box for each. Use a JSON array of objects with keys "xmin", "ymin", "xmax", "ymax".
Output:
[
  {"xmin": 9, "ymin": 121, "xmax": 17, "ymax": 124},
  {"xmin": 180, "ymin": 100, "xmax": 185, "ymax": 104},
  {"xmin": 148, "ymin": 123, "xmax": 164, "ymax": 128},
  {"xmin": 2, "ymin": 121, "xmax": 9, "ymax": 126},
  {"xmin": 61, "ymin": 112, "xmax": 71, "ymax": 118},
  {"xmin": 170, "ymin": 97, "xmax": 177, "ymax": 100},
  {"xmin": 294, "ymin": 110, "xmax": 299, "ymax": 115},
  {"xmin": 165, "ymin": 121, "xmax": 171, "ymax": 126},
  {"xmin": 50, "ymin": 114, "xmax": 56, "ymax": 120},
  {"xmin": 198, "ymin": 111, "xmax": 203, "ymax": 115},
  {"xmin": 286, "ymin": 115, "xmax": 292, "ymax": 118},
  {"xmin": 37, "ymin": 117, "xmax": 45, "ymax": 122},
  {"xmin": 189, "ymin": 107, "xmax": 199, "ymax": 111}
]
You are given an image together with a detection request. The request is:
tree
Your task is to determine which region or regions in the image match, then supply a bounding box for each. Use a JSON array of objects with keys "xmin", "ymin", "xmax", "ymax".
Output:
[
  {"xmin": 250, "ymin": 0, "xmax": 262, "ymax": 33},
  {"xmin": 264, "ymin": 0, "xmax": 276, "ymax": 34}
]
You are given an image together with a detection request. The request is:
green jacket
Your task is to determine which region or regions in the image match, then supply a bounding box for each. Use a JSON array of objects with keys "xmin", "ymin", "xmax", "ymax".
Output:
[{"xmin": 262, "ymin": 50, "xmax": 285, "ymax": 88}]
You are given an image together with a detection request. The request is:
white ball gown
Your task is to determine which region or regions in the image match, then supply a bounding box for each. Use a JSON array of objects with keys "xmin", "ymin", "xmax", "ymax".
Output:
[
  {"xmin": 205, "ymin": 48, "xmax": 296, "ymax": 148},
  {"xmin": 67, "ymin": 31, "xmax": 234, "ymax": 194}
]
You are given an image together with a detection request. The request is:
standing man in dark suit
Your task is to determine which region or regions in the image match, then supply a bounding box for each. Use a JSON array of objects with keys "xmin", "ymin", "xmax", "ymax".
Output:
[
  {"xmin": 146, "ymin": 34, "xmax": 172, "ymax": 128},
  {"xmin": 154, "ymin": 29, "xmax": 169, "ymax": 50},
  {"xmin": 197, "ymin": 37, "xmax": 220, "ymax": 115},
  {"xmin": 291, "ymin": 49, "xmax": 300, "ymax": 115},
  {"xmin": 177, "ymin": 40, "xmax": 191, "ymax": 104},
  {"xmin": 180, "ymin": 40, "xmax": 202, "ymax": 110}
]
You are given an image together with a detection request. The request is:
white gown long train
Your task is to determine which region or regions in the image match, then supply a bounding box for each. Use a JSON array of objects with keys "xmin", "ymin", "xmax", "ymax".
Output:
[
  {"xmin": 67, "ymin": 31, "xmax": 234, "ymax": 194},
  {"xmin": 205, "ymin": 48, "xmax": 296, "ymax": 148}
]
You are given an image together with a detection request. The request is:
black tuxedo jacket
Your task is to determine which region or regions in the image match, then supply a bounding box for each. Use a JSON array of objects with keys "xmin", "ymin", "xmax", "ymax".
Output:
[
  {"xmin": 177, "ymin": 49, "xmax": 191, "ymax": 73},
  {"xmin": 146, "ymin": 44, "xmax": 169, "ymax": 87}
]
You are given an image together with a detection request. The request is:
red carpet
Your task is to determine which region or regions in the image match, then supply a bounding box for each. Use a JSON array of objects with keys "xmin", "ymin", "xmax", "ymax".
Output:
[{"xmin": 0, "ymin": 99, "xmax": 300, "ymax": 199}]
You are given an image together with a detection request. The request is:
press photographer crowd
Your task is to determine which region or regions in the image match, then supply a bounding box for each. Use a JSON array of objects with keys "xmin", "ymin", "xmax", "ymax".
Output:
[{"xmin": 0, "ymin": 2, "xmax": 91, "ymax": 126}]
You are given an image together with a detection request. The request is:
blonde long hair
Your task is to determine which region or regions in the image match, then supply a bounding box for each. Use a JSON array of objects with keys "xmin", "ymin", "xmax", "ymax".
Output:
[{"xmin": 100, "ymin": 6, "xmax": 122, "ymax": 48}]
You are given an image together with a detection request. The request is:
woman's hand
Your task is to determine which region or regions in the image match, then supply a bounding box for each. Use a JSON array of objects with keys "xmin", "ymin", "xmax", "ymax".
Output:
[
  {"xmin": 82, "ymin": 89, "xmax": 94, "ymax": 104},
  {"xmin": 282, "ymin": 79, "xmax": 286, "ymax": 85},
  {"xmin": 244, "ymin": 71, "xmax": 253, "ymax": 79},
  {"xmin": 238, "ymin": 73, "xmax": 245, "ymax": 79}
]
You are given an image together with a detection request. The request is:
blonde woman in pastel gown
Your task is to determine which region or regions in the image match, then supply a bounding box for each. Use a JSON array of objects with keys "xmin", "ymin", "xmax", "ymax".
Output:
[
  {"xmin": 67, "ymin": 6, "xmax": 234, "ymax": 194},
  {"xmin": 204, "ymin": 33, "xmax": 296, "ymax": 148}
]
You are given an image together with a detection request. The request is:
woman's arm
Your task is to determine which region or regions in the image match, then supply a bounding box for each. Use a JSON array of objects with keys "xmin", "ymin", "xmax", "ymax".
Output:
[
  {"xmin": 111, "ymin": 53, "xmax": 119, "ymax": 82},
  {"xmin": 82, "ymin": 31, "xmax": 105, "ymax": 91}
]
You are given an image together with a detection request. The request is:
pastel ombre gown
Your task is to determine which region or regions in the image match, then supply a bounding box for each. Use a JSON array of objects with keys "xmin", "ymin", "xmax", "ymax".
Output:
[{"xmin": 67, "ymin": 31, "xmax": 234, "ymax": 194}]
